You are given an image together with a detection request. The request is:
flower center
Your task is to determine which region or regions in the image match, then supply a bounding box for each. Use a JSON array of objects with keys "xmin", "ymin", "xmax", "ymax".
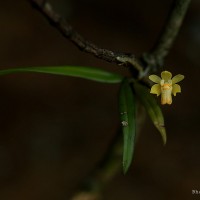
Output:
[{"xmin": 161, "ymin": 83, "xmax": 172, "ymax": 90}]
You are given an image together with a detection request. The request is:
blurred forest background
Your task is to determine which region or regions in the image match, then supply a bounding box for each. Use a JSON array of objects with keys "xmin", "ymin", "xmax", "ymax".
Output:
[{"xmin": 0, "ymin": 0, "xmax": 199, "ymax": 199}]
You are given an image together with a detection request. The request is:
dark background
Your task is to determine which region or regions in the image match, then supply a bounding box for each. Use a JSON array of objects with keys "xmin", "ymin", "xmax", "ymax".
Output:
[{"xmin": 0, "ymin": 0, "xmax": 199, "ymax": 199}]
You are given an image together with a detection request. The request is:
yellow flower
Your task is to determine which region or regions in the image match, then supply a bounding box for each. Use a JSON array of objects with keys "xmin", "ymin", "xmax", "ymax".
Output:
[{"xmin": 149, "ymin": 71, "xmax": 184, "ymax": 105}]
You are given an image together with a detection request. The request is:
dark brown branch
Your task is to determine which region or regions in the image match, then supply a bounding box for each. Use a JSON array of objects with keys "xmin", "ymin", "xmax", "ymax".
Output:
[
  {"xmin": 29, "ymin": 0, "xmax": 143, "ymax": 73},
  {"xmin": 143, "ymin": 0, "xmax": 191, "ymax": 68}
]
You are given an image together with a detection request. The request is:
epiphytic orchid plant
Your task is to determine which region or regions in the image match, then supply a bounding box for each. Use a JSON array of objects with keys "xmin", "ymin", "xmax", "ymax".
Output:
[{"xmin": 0, "ymin": 0, "xmax": 191, "ymax": 199}]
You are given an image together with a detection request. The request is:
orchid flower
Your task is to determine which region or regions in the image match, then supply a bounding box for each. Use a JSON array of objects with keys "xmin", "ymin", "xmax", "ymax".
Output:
[{"xmin": 149, "ymin": 71, "xmax": 184, "ymax": 105}]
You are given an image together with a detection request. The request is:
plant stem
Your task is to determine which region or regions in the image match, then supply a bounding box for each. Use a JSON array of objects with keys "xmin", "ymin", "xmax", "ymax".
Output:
[
  {"xmin": 143, "ymin": 0, "xmax": 191, "ymax": 68},
  {"xmin": 70, "ymin": 130, "xmax": 123, "ymax": 200},
  {"xmin": 70, "ymin": 103, "xmax": 146, "ymax": 200}
]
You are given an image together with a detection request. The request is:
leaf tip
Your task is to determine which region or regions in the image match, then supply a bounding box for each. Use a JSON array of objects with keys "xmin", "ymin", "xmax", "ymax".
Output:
[
  {"xmin": 122, "ymin": 161, "xmax": 129, "ymax": 175},
  {"xmin": 158, "ymin": 125, "xmax": 167, "ymax": 146}
]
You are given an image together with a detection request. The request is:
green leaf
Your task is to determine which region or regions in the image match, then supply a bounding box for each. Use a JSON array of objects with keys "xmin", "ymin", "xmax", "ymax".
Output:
[
  {"xmin": 133, "ymin": 82, "xmax": 167, "ymax": 145},
  {"xmin": 119, "ymin": 78, "xmax": 136, "ymax": 174},
  {"xmin": 0, "ymin": 66, "xmax": 123, "ymax": 83}
]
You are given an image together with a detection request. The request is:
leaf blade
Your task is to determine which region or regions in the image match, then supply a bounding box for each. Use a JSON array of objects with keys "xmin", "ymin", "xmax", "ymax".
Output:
[
  {"xmin": 119, "ymin": 79, "xmax": 136, "ymax": 174},
  {"xmin": 0, "ymin": 66, "xmax": 123, "ymax": 83},
  {"xmin": 133, "ymin": 82, "xmax": 167, "ymax": 145}
]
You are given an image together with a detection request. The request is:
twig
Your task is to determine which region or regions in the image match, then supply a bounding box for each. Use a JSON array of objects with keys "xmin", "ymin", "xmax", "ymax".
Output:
[
  {"xmin": 29, "ymin": 0, "xmax": 143, "ymax": 73},
  {"xmin": 70, "ymin": 130, "xmax": 123, "ymax": 200},
  {"xmin": 143, "ymin": 0, "xmax": 191, "ymax": 68}
]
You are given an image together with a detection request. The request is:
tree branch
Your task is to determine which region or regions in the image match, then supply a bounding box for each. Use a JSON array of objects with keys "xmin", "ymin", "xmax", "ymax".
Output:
[
  {"xmin": 29, "ymin": 0, "xmax": 143, "ymax": 73},
  {"xmin": 143, "ymin": 0, "xmax": 191, "ymax": 68}
]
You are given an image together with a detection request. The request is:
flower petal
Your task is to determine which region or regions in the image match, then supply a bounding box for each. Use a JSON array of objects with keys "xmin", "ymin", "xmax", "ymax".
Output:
[
  {"xmin": 150, "ymin": 84, "xmax": 161, "ymax": 96},
  {"xmin": 172, "ymin": 84, "xmax": 181, "ymax": 96},
  {"xmin": 172, "ymin": 74, "xmax": 184, "ymax": 84},
  {"xmin": 161, "ymin": 71, "xmax": 172, "ymax": 81},
  {"xmin": 149, "ymin": 75, "xmax": 161, "ymax": 83}
]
